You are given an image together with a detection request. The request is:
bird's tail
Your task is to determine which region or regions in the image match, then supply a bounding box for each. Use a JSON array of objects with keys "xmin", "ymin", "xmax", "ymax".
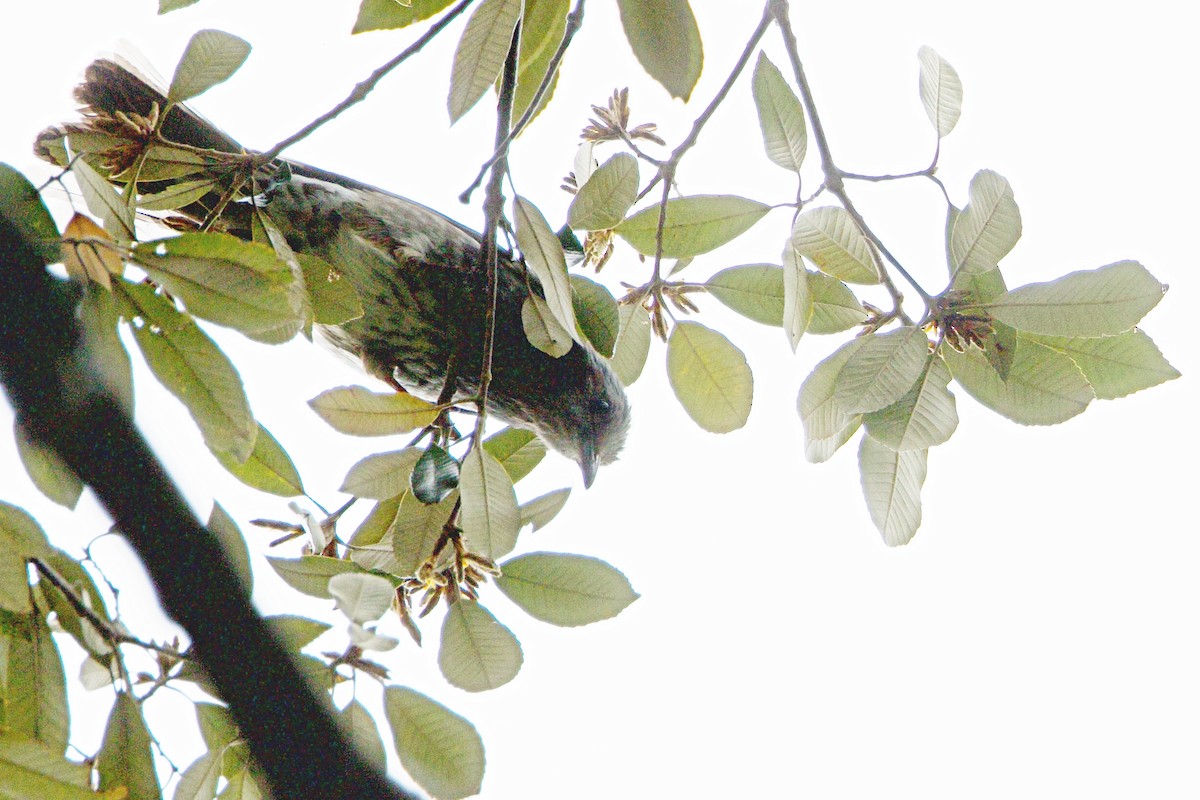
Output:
[{"xmin": 35, "ymin": 59, "xmax": 266, "ymax": 232}]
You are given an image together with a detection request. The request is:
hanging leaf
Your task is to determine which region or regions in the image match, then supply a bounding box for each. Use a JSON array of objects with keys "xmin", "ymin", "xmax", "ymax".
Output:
[
  {"xmin": 0, "ymin": 613, "xmax": 68, "ymax": 751},
  {"xmin": 339, "ymin": 701, "xmax": 388, "ymax": 774},
  {"xmin": 790, "ymin": 206, "xmax": 880, "ymax": 284},
  {"xmin": 71, "ymin": 159, "xmax": 135, "ymax": 244},
  {"xmin": 391, "ymin": 491, "xmax": 459, "ymax": 577},
  {"xmin": 509, "ymin": 0, "xmax": 570, "ymax": 124},
  {"xmin": 667, "ymin": 321, "xmax": 753, "ymax": 433},
  {"xmin": 515, "ymin": 196, "xmax": 577, "ymax": 340},
  {"xmin": 297, "ymin": 251, "xmax": 363, "ymax": 326},
  {"xmin": 752, "ymin": 52, "xmax": 807, "ymax": 172},
  {"xmin": 353, "ymin": 0, "xmax": 456, "ymax": 33},
  {"xmin": 0, "ymin": 163, "xmax": 61, "ymax": 263},
  {"xmin": 617, "ymin": 195, "xmax": 770, "ymax": 258},
  {"xmin": 521, "ymin": 294, "xmax": 573, "ymax": 357},
  {"xmin": 988, "ymin": 261, "xmax": 1166, "ymax": 336},
  {"xmin": 309, "ymin": 386, "xmax": 439, "ymax": 436},
  {"xmin": 496, "ymin": 552, "xmax": 639, "ymax": 626},
  {"xmin": 859, "ymin": 435, "xmax": 928, "ymax": 547},
  {"xmin": 917, "ymin": 46, "xmax": 963, "ymax": 138},
  {"xmin": 942, "ymin": 335, "xmax": 1094, "ymax": 425},
  {"xmin": 329, "ymin": 573, "xmax": 396, "ymax": 624},
  {"xmin": 705, "ymin": 264, "xmax": 784, "ymax": 326},
  {"xmin": 1026, "ymin": 330, "xmax": 1180, "ymax": 400},
  {"xmin": 266, "ymin": 556, "xmax": 367, "ymax": 599},
  {"xmin": 14, "ymin": 423, "xmax": 82, "ymax": 510},
  {"xmin": 610, "ymin": 303, "xmax": 652, "ymax": 386},
  {"xmin": 61, "ymin": 214, "xmax": 122, "ymax": 290},
  {"xmin": 96, "ymin": 693, "xmax": 160, "ymax": 800},
  {"xmin": 483, "ymin": 427, "xmax": 547, "ymax": 483},
  {"xmin": 833, "ymin": 326, "xmax": 930, "ymax": 414},
  {"xmin": 447, "ymin": 0, "xmax": 523, "ymax": 122},
  {"xmin": 134, "ymin": 233, "xmax": 302, "ymax": 345},
  {"xmin": 615, "ymin": 0, "xmax": 702, "ymax": 100},
  {"xmin": 570, "ymin": 274, "xmax": 620, "ymax": 357},
  {"xmin": 782, "ymin": 242, "xmax": 812, "ymax": 351},
  {"xmin": 459, "ymin": 446, "xmax": 520, "ymax": 559},
  {"xmin": 385, "ymin": 687, "xmax": 484, "ymax": 800},
  {"xmin": 0, "ymin": 737, "xmax": 96, "ymax": 799},
  {"xmin": 862, "ymin": 355, "xmax": 958, "ymax": 450},
  {"xmin": 797, "ymin": 338, "xmax": 867, "ymax": 463},
  {"xmin": 117, "ymin": 280, "xmax": 256, "ymax": 462},
  {"xmin": 568, "ymin": 152, "xmax": 639, "ymax": 231},
  {"xmin": 807, "ymin": 271, "xmax": 865, "ymax": 334},
  {"xmin": 519, "ymin": 488, "xmax": 572, "ymax": 531},
  {"xmin": 949, "ymin": 170, "xmax": 1021, "ymax": 276},
  {"xmin": 136, "ymin": 177, "xmax": 218, "ymax": 211},
  {"xmin": 411, "ymin": 444, "xmax": 460, "ymax": 505},
  {"xmin": 439, "ymin": 601, "xmax": 524, "ymax": 692},
  {"xmin": 207, "ymin": 503, "xmax": 252, "ymax": 593},
  {"xmin": 168, "ymin": 29, "xmax": 251, "ymax": 103},
  {"xmin": 339, "ymin": 448, "xmax": 423, "ymax": 500},
  {"xmin": 215, "ymin": 421, "xmax": 305, "ymax": 497}
]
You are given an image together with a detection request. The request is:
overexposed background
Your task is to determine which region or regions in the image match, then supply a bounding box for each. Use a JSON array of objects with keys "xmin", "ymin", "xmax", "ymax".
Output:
[{"xmin": 1, "ymin": 1, "xmax": 1196, "ymax": 797}]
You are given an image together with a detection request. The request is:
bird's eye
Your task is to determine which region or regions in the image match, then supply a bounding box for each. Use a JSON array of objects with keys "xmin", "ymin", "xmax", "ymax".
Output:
[{"xmin": 590, "ymin": 397, "xmax": 612, "ymax": 416}]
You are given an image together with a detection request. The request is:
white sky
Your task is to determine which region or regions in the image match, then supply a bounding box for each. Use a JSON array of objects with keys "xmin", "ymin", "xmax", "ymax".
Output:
[{"xmin": 1, "ymin": 1, "xmax": 1197, "ymax": 798}]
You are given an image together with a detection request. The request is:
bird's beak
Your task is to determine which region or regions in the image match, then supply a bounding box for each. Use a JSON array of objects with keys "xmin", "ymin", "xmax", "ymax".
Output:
[{"xmin": 580, "ymin": 442, "xmax": 598, "ymax": 489}]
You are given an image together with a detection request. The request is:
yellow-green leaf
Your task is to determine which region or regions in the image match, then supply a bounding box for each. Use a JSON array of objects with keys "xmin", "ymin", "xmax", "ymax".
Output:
[
  {"xmin": 666, "ymin": 321, "xmax": 752, "ymax": 433},
  {"xmin": 519, "ymin": 488, "xmax": 571, "ymax": 531},
  {"xmin": 615, "ymin": 0, "xmax": 702, "ymax": 100},
  {"xmin": 917, "ymin": 46, "xmax": 962, "ymax": 138},
  {"xmin": 515, "ymin": 196, "xmax": 577, "ymax": 340},
  {"xmin": 266, "ymin": 556, "xmax": 367, "ymax": 599},
  {"xmin": 790, "ymin": 206, "xmax": 879, "ymax": 284},
  {"xmin": 448, "ymin": 0, "xmax": 522, "ymax": 122},
  {"xmin": 752, "ymin": 52, "xmax": 807, "ymax": 172},
  {"xmin": 0, "ymin": 735, "xmax": 97, "ymax": 799},
  {"xmin": 949, "ymin": 170, "xmax": 1021, "ymax": 276},
  {"xmin": 833, "ymin": 326, "xmax": 930, "ymax": 414},
  {"xmin": 438, "ymin": 601, "xmax": 523, "ymax": 692},
  {"xmin": 807, "ymin": 271, "xmax": 865, "ymax": 334},
  {"xmin": 340, "ymin": 448, "xmax": 423, "ymax": 500},
  {"xmin": 706, "ymin": 263, "xmax": 784, "ymax": 326},
  {"xmin": 863, "ymin": 355, "xmax": 958, "ymax": 450},
  {"xmin": 97, "ymin": 693, "xmax": 160, "ymax": 800},
  {"xmin": 215, "ymin": 422, "xmax": 305, "ymax": 497},
  {"xmin": 482, "ymin": 427, "xmax": 547, "ymax": 483},
  {"xmin": 308, "ymin": 385, "xmax": 439, "ymax": 436},
  {"xmin": 460, "ymin": 446, "xmax": 520, "ymax": 559},
  {"xmin": 207, "ymin": 502, "xmax": 252, "ymax": 593},
  {"xmin": 353, "ymin": 0, "xmax": 456, "ymax": 32},
  {"xmin": 610, "ymin": 303, "xmax": 651, "ymax": 387},
  {"xmin": 496, "ymin": 552, "xmax": 639, "ymax": 626},
  {"xmin": 168, "ymin": 29, "xmax": 251, "ymax": 103},
  {"xmin": 796, "ymin": 338, "xmax": 866, "ymax": 463},
  {"xmin": 567, "ymin": 152, "xmax": 639, "ymax": 231},
  {"xmin": 859, "ymin": 436, "xmax": 927, "ymax": 547},
  {"xmin": 570, "ymin": 274, "xmax": 619, "ymax": 357},
  {"xmin": 384, "ymin": 687, "xmax": 484, "ymax": 800},
  {"xmin": 391, "ymin": 490, "xmax": 458, "ymax": 577},
  {"xmin": 782, "ymin": 242, "xmax": 811, "ymax": 351},
  {"xmin": 1027, "ymin": 329, "xmax": 1180, "ymax": 400},
  {"xmin": 509, "ymin": 0, "xmax": 569, "ymax": 123},
  {"xmin": 521, "ymin": 294, "xmax": 572, "ymax": 357},
  {"xmin": 14, "ymin": 423, "xmax": 82, "ymax": 510},
  {"xmin": 617, "ymin": 195, "xmax": 770, "ymax": 259},
  {"xmin": 71, "ymin": 159, "xmax": 135, "ymax": 244}
]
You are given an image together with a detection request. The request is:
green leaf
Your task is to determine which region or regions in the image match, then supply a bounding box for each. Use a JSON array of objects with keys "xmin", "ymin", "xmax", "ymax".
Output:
[
  {"xmin": 515, "ymin": 196, "xmax": 577, "ymax": 341},
  {"xmin": 353, "ymin": 0, "xmax": 455, "ymax": 32},
  {"xmin": 97, "ymin": 693, "xmax": 160, "ymax": 800},
  {"xmin": 411, "ymin": 444, "xmax": 460, "ymax": 505},
  {"xmin": 297, "ymin": 252, "xmax": 363, "ymax": 326},
  {"xmin": 943, "ymin": 335, "xmax": 1094, "ymax": 425},
  {"xmin": 496, "ymin": 552, "xmax": 639, "ymax": 626},
  {"xmin": 509, "ymin": 0, "xmax": 569, "ymax": 124},
  {"xmin": 0, "ymin": 503, "xmax": 52, "ymax": 614},
  {"xmin": 617, "ymin": 195, "xmax": 770, "ymax": 259},
  {"xmin": 666, "ymin": 321, "xmax": 753, "ymax": 433},
  {"xmin": 168, "ymin": 30, "xmax": 251, "ymax": 103},
  {"xmin": 567, "ymin": 153, "xmax": 639, "ymax": 231},
  {"xmin": 196, "ymin": 702, "xmax": 239, "ymax": 752},
  {"xmin": 71, "ymin": 159, "xmax": 135, "ymax": 244},
  {"xmin": 833, "ymin": 326, "xmax": 930, "ymax": 414},
  {"xmin": 917, "ymin": 46, "xmax": 962, "ymax": 138},
  {"xmin": 1027, "ymin": 330, "xmax": 1180, "ymax": 400},
  {"xmin": 460, "ymin": 446, "xmax": 520, "ymax": 559},
  {"xmin": 266, "ymin": 556, "xmax": 366, "ymax": 599},
  {"xmin": 175, "ymin": 750, "xmax": 223, "ymax": 800},
  {"xmin": 0, "ymin": 614, "xmax": 68, "ymax": 751},
  {"xmin": 439, "ymin": 601, "xmax": 524, "ymax": 692},
  {"xmin": 340, "ymin": 448, "xmax": 423, "ymax": 501},
  {"xmin": 309, "ymin": 386, "xmax": 439, "ymax": 436},
  {"xmin": 519, "ymin": 488, "xmax": 571, "ymax": 531},
  {"xmin": 610, "ymin": 303, "xmax": 651, "ymax": 386},
  {"xmin": 988, "ymin": 261, "xmax": 1166, "ymax": 336},
  {"xmin": 859, "ymin": 435, "xmax": 928, "ymax": 547},
  {"xmin": 78, "ymin": 286, "xmax": 134, "ymax": 412},
  {"xmin": 134, "ymin": 233, "xmax": 302, "ymax": 345},
  {"xmin": 752, "ymin": 52, "xmax": 807, "ymax": 172},
  {"xmin": 329, "ymin": 573, "xmax": 395, "ymax": 624},
  {"xmin": 448, "ymin": 0, "xmax": 523, "ymax": 122},
  {"xmin": 14, "ymin": 423, "xmax": 82, "ymax": 510},
  {"xmin": 267, "ymin": 614, "xmax": 332, "ymax": 651},
  {"xmin": 782, "ymin": 242, "xmax": 811, "ymax": 351},
  {"xmin": 863, "ymin": 355, "xmax": 958, "ymax": 450},
  {"xmin": 949, "ymin": 170, "xmax": 1021, "ymax": 276},
  {"xmin": 349, "ymin": 497, "xmax": 401, "ymax": 549},
  {"xmin": 36, "ymin": 549, "xmax": 113, "ymax": 661},
  {"xmin": 705, "ymin": 264, "xmax": 784, "ymax": 326},
  {"xmin": 796, "ymin": 338, "xmax": 866, "ymax": 463},
  {"xmin": 570, "ymin": 274, "xmax": 619, "ymax": 357},
  {"xmin": 0, "ymin": 735, "xmax": 96, "ymax": 799},
  {"xmin": 0, "ymin": 163, "xmax": 60, "ymax": 263},
  {"xmin": 790, "ymin": 206, "xmax": 880, "ymax": 284},
  {"xmin": 482, "ymin": 427, "xmax": 546, "ymax": 483},
  {"xmin": 391, "ymin": 491, "xmax": 459, "ymax": 577},
  {"xmin": 807, "ymin": 271, "xmax": 865, "ymax": 334},
  {"xmin": 136, "ymin": 178, "xmax": 218, "ymax": 211},
  {"xmin": 615, "ymin": 0, "xmax": 702, "ymax": 100},
  {"xmin": 207, "ymin": 503, "xmax": 252, "ymax": 593},
  {"xmin": 521, "ymin": 294, "xmax": 573, "ymax": 357},
  {"xmin": 215, "ymin": 422, "xmax": 305, "ymax": 497},
  {"xmin": 339, "ymin": 700, "xmax": 387, "ymax": 774},
  {"xmin": 384, "ymin": 687, "xmax": 484, "ymax": 800},
  {"xmin": 117, "ymin": 280, "xmax": 255, "ymax": 461}
]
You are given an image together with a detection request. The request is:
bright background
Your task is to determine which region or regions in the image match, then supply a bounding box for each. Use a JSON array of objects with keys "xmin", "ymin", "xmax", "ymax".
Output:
[{"xmin": 1, "ymin": 2, "xmax": 1197, "ymax": 798}]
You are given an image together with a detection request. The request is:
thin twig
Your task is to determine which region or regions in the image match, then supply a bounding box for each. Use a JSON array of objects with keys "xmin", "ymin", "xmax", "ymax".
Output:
[
  {"xmin": 473, "ymin": 23, "xmax": 522, "ymax": 441},
  {"xmin": 461, "ymin": 0, "xmax": 587, "ymax": 203},
  {"xmin": 260, "ymin": 0, "xmax": 475, "ymax": 162}
]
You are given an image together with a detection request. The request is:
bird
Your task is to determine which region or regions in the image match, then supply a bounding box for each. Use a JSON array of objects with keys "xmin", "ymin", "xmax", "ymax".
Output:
[{"xmin": 35, "ymin": 59, "xmax": 630, "ymax": 487}]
